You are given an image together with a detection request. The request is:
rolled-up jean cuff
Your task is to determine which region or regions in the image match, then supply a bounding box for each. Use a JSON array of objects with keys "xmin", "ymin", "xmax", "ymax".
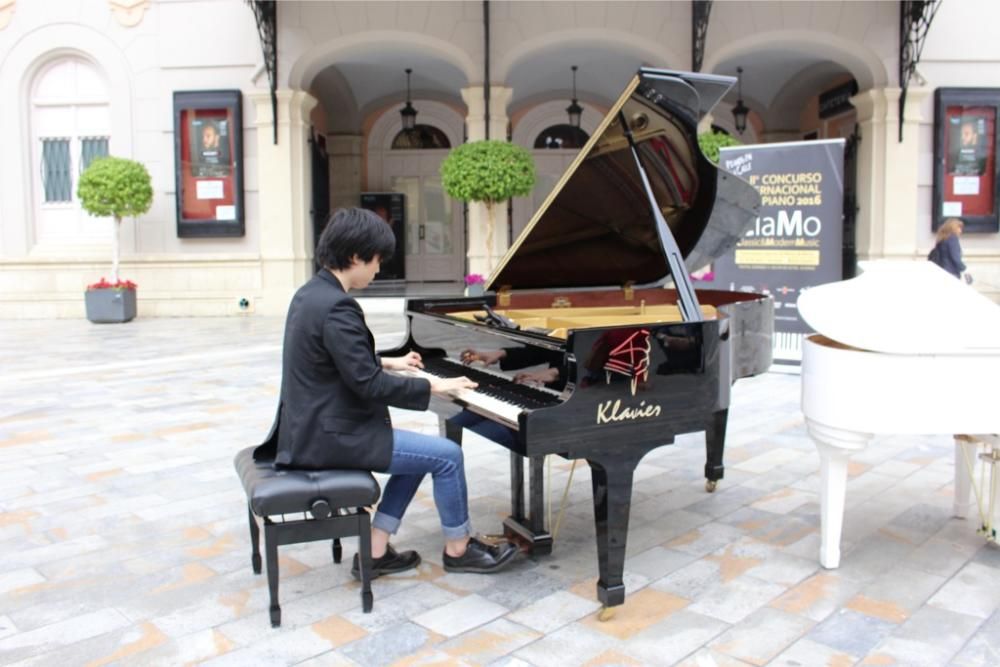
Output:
[
  {"xmin": 371, "ymin": 511, "xmax": 402, "ymax": 535},
  {"xmin": 441, "ymin": 519, "xmax": 472, "ymax": 540}
]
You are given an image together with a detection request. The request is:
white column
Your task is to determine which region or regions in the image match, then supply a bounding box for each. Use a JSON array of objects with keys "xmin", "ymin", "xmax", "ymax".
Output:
[
  {"xmin": 852, "ymin": 87, "xmax": 930, "ymax": 264},
  {"xmin": 250, "ymin": 90, "xmax": 317, "ymax": 316},
  {"xmin": 327, "ymin": 134, "xmax": 363, "ymax": 213},
  {"xmin": 460, "ymin": 85, "xmax": 512, "ymax": 277}
]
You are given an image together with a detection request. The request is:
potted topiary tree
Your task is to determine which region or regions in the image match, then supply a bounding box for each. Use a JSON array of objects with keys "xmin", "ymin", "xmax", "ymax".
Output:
[
  {"xmin": 77, "ymin": 156, "xmax": 153, "ymax": 323},
  {"xmin": 698, "ymin": 130, "xmax": 743, "ymax": 164},
  {"xmin": 440, "ymin": 140, "xmax": 536, "ymax": 278}
]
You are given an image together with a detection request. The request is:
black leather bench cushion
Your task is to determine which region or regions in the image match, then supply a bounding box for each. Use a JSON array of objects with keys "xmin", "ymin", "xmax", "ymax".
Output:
[{"xmin": 234, "ymin": 447, "xmax": 381, "ymax": 517}]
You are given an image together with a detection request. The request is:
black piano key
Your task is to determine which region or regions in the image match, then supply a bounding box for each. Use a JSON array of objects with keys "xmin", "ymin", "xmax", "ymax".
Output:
[{"xmin": 421, "ymin": 357, "xmax": 562, "ymax": 409}]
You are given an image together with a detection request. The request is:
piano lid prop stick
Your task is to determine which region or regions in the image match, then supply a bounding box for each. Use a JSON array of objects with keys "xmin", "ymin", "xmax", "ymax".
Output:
[{"xmin": 617, "ymin": 110, "xmax": 703, "ymax": 323}]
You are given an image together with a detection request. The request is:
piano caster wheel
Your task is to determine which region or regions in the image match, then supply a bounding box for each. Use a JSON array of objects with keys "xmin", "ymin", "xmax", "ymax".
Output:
[
  {"xmin": 597, "ymin": 606, "xmax": 616, "ymax": 622},
  {"xmin": 705, "ymin": 480, "xmax": 718, "ymax": 493}
]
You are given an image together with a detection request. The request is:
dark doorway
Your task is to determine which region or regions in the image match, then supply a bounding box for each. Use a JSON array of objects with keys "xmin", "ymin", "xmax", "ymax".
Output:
[
  {"xmin": 310, "ymin": 128, "xmax": 330, "ymax": 272},
  {"xmin": 842, "ymin": 126, "xmax": 860, "ymax": 279}
]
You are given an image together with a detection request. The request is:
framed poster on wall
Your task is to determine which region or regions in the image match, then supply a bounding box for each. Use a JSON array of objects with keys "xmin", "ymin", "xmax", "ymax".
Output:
[
  {"xmin": 360, "ymin": 192, "xmax": 406, "ymax": 281},
  {"xmin": 933, "ymin": 88, "xmax": 1000, "ymax": 233},
  {"xmin": 173, "ymin": 90, "xmax": 245, "ymax": 237}
]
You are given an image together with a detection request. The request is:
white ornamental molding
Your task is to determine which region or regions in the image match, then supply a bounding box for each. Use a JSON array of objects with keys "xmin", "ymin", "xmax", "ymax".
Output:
[
  {"xmin": 109, "ymin": 0, "xmax": 149, "ymax": 28},
  {"xmin": 0, "ymin": 0, "xmax": 15, "ymax": 30}
]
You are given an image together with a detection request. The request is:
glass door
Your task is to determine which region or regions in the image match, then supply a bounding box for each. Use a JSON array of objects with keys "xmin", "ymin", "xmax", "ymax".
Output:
[{"xmin": 387, "ymin": 173, "xmax": 462, "ymax": 282}]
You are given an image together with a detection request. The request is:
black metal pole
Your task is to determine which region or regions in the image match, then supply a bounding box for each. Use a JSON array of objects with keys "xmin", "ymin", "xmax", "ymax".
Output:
[{"xmin": 483, "ymin": 0, "xmax": 490, "ymax": 140}]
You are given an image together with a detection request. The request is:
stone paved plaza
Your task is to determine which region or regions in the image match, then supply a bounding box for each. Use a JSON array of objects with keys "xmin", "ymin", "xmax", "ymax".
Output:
[{"xmin": 1, "ymin": 306, "xmax": 999, "ymax": 666}]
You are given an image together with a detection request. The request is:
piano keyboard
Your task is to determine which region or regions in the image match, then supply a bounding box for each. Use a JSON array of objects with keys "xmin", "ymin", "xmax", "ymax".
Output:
[
  {"xmin": 394, "ymin": 356, "xmax": 563, "ymax": 429},
  {"xmin": 772, "ymin": 331, "xmax": 804, "ymax": 364}
]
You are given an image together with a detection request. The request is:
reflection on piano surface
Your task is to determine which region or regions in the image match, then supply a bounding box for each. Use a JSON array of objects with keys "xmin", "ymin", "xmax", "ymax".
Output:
[
  {"xmin": 384, "ymin": 68, "xmax": 773, "ymax": 611},
  {"xmin": 798, "ymin": 261, "xmax": 1000, "ymax": 568}
]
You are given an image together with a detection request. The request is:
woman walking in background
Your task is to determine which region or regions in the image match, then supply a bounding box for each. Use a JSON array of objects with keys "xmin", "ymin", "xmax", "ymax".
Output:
[{"xmin": 928, "ymin": 217, "xmax": 970, "ymax": 282}]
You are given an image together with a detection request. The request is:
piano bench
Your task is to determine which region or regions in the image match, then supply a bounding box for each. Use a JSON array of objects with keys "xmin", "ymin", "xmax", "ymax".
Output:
[{"xmin": 233, "ymin": 447, "xmax": 381, "ymax": 627}]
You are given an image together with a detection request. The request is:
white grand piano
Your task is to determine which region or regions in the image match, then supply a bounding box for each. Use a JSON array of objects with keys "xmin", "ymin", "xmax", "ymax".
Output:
[{"xmin": 798, "ymin": 261, "xmax": 1000, "ymax": 568}]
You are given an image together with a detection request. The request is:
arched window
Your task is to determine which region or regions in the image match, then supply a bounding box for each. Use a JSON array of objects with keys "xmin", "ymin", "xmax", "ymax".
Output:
[
  {"xmin": 32, "ymin": 57, "xmax": 110, "ymax": 203},
  {"xmin": 391, "ymin": 124, "xmax": 451, "ymax": 150},
  {"xmin": 533, "ymin": 124, "xmax": 589, "ymax": 150},
  {"xmin": 30, "ymin": 56, "xmax": 113, "ymax": 245}
]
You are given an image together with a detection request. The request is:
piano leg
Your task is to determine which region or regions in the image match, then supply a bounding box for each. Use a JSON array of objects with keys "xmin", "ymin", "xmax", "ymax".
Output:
[
  {"xmin": 704, "ymin": 409, "xmax": 728, "ymax": 492},
  {"xmin": 588, "ymin": 457, "xmax": 637, "ymax": 609},
  {"xmin": 503, "ymin": 453, "xmax": 553, "ymax": 555},
  {"xmin": 953, "ymin": 435, "xmax": 979, "ymax": 520},
  {"xmin": 805, "ymin": 418, "xmax": 872, "ymax": 569}
]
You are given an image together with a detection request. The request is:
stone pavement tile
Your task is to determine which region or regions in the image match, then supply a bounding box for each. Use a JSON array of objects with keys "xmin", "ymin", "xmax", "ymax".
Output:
[
  {"xmin": 510, "ymin": 619, "xmax": 620, "ymax": 666},
  {"xmin": 623, "ymin": 545, "xmax": 698, "ymax": 582},
  {"xmin": 0, "ymin": 534, "xmax": 109, "ymax": 570},
  {"xmin": 475, "ymin": 562, "xmax": 571, "ymax": 611},
  {"xmin": 730, "ymin": 448, "xmax": 804, "ymax": 474},
  {"xmin": 296, "ymin": 651, "xmax": 360, "ymax": 667},
  {"xmin": 337, "ymin": 623, "xmax": 443, "ymax": 667},
  {"xmin": 805, "ymin": 609, "xmax": 897, "ymax": 657},
  {"xmin": 833, "ymin": 533, "xmax": 918, "ymax": 584},
  {"xmin": 684, "ymin": 485, "xmax": 771, "ymax": 521},
  {"xmin": 666, "ymin": 522, "xmax": 746, "ymax": 557},
  {"xmin": 0, "ymin": 616, "xmax": 15, "ymax": 641},
  {"xmin": 865, "ymin": 605, "xmax": 983, "ymax": 667},
  {"xmin": 708, "ymin": 607, "xmax": 814, "ymax": 665},
  {"xmin": 488, "ymin": 656, "xmax": 535, "ymax": 667},
  {"xmin": 841, "ymin": 566, "xmax": 946, "ymax": 623},
  {"xmin": 201, "ymin": 623, "xmax": 349, "ymax": 667},
  {"xmin": 748, "ymin": 486, "xmax": 815, "ymax": 515},
  {"xmin": 882, "ymin": 503, "xmax": 954, "ymax": 545},
  {"xmin": 949, "ymin": 608, "xmax": 1000, "ymax": 667},
  {"xmin": 0, "ymin": 607, "xmax": 131, "ymax": 664},
  {"xmin": 437, "ymin": 618, "xmax": 540, "ymax": 664},
  {"xmin": 617, "ymin": 610, "xmax": 730, "ymax": 665},
  {"xmin": 743, "ymin": 550, "xmax": 818, "ymax": 588},
  {"xmin": 506, "ymin": 590, "xmax": 601, "ymax": 634},
  {"xmin": 579, "ymin": 588, "xmax": 688, "ymax": 641},
  {"xmin": 412, "ymin": 593, "xmax": 509, "ymax": 638},
  {"xmin": 769, "ymin": 572, "xmax": 865, "ymax": 622},
  {"xmin": 652, "ymin": 558, "xmax": 722, "ymax": 600},
  {"xmin": 5, "ymin": 622, "xmax": 169, "ymax": 667},
  {"xmin": 675, "ymin": 648, "xmax": 754, "ymax": 667},
  {"xmin": 339, "ymin": 582, "xmax": 460, "ymax": 635},
  {"xmin": 687, "ymin": 575, "xmax": 786, "ymax": 625},
  {"xmin": 900, "ymin": 535, "xmax": 978, "ymax": 579},
  {"xmin": 770, "ymin": 637, "xmax": 857, "ymax": 667},
  {"xmin": 716, "ymin": 507, "xmax": 816, "ymax": 548},
  {"xmin": 0, "ymin": 568, "xmax": 45, "ymax": 596},
  {"xmin": 971, "ymin": 542, "xmax": 1000, "ymax": 569},
  {"xmin": 124, "ymin": 627, "xmax": 240, "ymax": 666},
  {"xmin": 927, "ymin": 561, "xmax": 1000, "ymax": 619}
]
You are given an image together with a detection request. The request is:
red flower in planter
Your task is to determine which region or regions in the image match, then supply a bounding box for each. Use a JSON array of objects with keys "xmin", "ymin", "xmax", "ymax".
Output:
[{"xmin": 87, "ymin": 277, "xmax": 137, "ymax": 291}]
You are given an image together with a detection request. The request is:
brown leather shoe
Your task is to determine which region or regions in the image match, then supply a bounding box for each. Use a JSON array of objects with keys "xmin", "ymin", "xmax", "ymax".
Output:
[
  {"xmin": 351, "ymin": 544, "xmax": 421, "ymax": 580},
  {"xmin": 442, "ymin": 536, "xmax": 517, "ymax": 574}
]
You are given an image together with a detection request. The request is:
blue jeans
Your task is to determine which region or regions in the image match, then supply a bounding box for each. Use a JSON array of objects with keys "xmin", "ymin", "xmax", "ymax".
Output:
[
  {"xmin": 372, "ymin": 429, "xmax": 471, "ymax": 540},
  {"xmin": 447, "ymin": 409, "xmax": 516, "ymax": 449}
]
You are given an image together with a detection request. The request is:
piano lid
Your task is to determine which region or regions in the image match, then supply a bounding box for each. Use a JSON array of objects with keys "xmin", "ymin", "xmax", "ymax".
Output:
[
  {"xmin": 798, "ymin": 261, "xmax": 1000, "ymax": 355},
  {"xmin": 487, "ymin": 68, "xmax": 760, "ymax": 292}
]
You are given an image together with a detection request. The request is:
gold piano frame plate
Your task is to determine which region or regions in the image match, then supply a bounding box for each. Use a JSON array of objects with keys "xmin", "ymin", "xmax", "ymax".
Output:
[{"xmin": 449, "ymin": 304, "xmax": 718, "ymax": 340}]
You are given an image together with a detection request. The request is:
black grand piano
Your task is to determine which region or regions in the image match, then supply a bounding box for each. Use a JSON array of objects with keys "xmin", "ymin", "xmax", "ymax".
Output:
[{"xmin": 384, "ymin": 68, "xmax": 772, "ymax": 613}]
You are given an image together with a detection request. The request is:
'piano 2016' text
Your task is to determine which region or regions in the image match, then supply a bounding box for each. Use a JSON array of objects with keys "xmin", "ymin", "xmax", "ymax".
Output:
[{"xmin": 596, "ymin": 399, "xmax": 662, "ymax": 424}]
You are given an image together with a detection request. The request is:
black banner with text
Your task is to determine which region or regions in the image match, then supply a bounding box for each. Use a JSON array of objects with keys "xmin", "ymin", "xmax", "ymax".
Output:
[{"xmin": 713, "ymin": 139, "xmax": 845, "ymax": 366}]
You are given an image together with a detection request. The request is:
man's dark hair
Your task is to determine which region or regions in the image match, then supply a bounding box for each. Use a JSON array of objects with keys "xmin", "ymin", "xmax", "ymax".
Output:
[{"xmin": 316, "ymin": 207, "xmax": 395, "ymax": 270}]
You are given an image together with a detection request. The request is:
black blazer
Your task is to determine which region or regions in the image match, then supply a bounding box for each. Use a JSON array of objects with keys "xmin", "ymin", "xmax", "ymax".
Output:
[{"xmin": 254, "ymin": 271, "xmax": 431, "ymax": 471}]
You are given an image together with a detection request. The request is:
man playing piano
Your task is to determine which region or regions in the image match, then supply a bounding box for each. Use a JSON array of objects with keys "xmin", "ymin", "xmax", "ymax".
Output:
[{"xmin": 257, "ymin": 208, "xmax": 518, "ymax": 579}]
